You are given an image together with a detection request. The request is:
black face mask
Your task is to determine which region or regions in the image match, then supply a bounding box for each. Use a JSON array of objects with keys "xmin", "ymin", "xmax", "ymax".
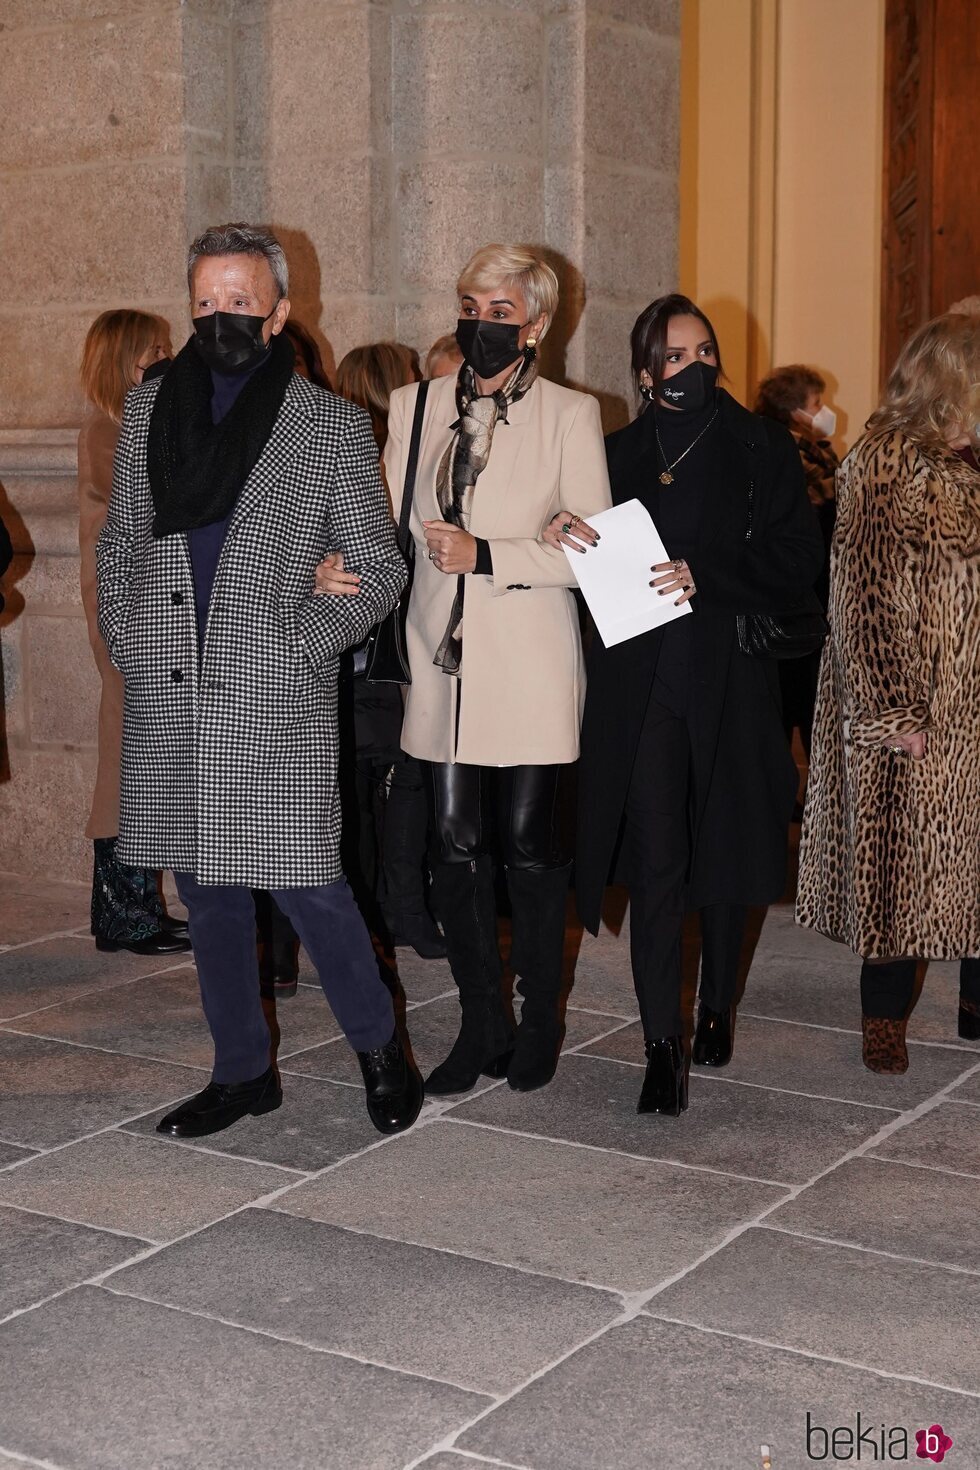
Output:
[
  {"xmin": 659, "ymin": 360, "xmax": 719, "ymax": 412},
  {"xmin": 193, "ymin": 306, "xmax": 277, "ymax": 375},
  {"xmin": 455, "ymin": 318, "xmax": 529, "ymax": 380}
]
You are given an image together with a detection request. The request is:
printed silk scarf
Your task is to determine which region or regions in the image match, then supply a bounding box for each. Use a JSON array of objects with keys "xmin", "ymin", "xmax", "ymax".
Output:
[{"xmin": 432, "ymin": 351, "xmax": 538, "ymax": 673}]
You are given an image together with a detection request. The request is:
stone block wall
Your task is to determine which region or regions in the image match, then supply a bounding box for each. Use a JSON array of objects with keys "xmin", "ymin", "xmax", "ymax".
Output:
[{"xmin": 0, "ymin": 0, "xmax": 680, "ymax": 884}]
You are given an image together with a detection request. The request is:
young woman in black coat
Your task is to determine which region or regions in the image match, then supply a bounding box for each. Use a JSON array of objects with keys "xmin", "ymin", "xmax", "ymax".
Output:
[{"xmin": 546, "ymin": 294, "xmax": 823, "ymax": 1115}]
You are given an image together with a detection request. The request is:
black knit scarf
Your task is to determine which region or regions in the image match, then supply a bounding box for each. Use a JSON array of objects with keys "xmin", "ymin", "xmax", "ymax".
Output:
[{"xmin": 148, "ymin": 331, "xmax": 295, "ymax": 538}]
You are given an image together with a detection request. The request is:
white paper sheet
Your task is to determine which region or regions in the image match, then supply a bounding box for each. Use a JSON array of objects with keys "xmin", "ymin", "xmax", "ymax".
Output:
[{"xmin": 560, "ymin": 498, "xmax": 691, "ymax": 648}]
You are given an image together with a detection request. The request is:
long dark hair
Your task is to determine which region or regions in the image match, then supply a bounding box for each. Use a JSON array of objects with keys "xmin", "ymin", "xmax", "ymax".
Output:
[
  {"xmin": 283, "ymin": 319, "xmax": 332, "ymax": 391},
  {"xmin": 630, "ymin": 294, "xmax": 723, "ymax": 410}
]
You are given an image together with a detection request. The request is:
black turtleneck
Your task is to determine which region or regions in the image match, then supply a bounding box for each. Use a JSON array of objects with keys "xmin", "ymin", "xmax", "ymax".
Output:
[{"xmin": 644, "ymin": 391, "xmax": 724, "ymax": 716}]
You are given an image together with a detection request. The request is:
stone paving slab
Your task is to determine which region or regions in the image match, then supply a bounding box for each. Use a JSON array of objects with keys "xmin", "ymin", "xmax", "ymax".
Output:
[
  {"xmin": 3, "ymin": 967, "xmax": 344, "ymax": 1069},
  {"xmin": 0, "ymin": 1141, "xmax": 36, "ymax": 1169},
  {"xmin": 581, "ymin": 1012, "xmax": 977, "ymax": 1106},
  {"xmin": 766, "ymin": 1155, "xmax": 980, "ymax": 1270},
  {"xmin": 281, "ymin": 996, "xmax": 628, "ymax": 1086},
  {"xmin": 451, "ymin": 1053, "xmax": 895, "ymax": 1184},
  {"xmin": 459, "ymin": 1314, "xmax": 980, "ymax": 1470},
  {"xmin": 0, "ymin": 1286, "xmax": 487, "ymax": 1470},
  {"xmin": 0, "ymin": 1031, "xmax": 207, "ymax": 1149},
  {"xmin": 0, "ymin": 1203, "xmax": 144, "ymax": 1320},
  {"xmin": 0, "ymin": 1130, "xmax": 290, "ymax": 1243},
  {"xmin": 276, "ymin": 1118, "xmax": 789, "ymax": 1293},
  {"xmin": 0, "ymin": 873, "xmax": 91, "ymax": 947},
  {"xmin": 647, "ymin": 1226, "xmax": 980, "ymax": 1393},
  {"xmin": 951, "ymin": 1069, "xmax": 980, "ymax": 1103},
  {"xmin": 871, "ymin": 1100, "xmax": 980, "ymax": 1177},
  {"xmin": 109, "ymin": 1207, "xmax": 621, "ymax": 1394},
  {"xmin": 123, "ymin": 1070, "xmax": 385, "ymax": 1173},
  {"xmin": 0, "ymin": 936, "xmax": 190, "ymax": 1021}
]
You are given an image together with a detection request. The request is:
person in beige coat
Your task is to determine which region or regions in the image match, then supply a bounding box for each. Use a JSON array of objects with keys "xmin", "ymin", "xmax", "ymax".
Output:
[
  {"xmin": 79, "ymin": 309, "xmax": 190, "ymax": 956},
  {"xmin": 317, "ymin": 244, "xmax": 611, "ymax": 1094},
  {"xmin": 797, "ymin": 313, "xmax": 980, "ymax": 1073}
]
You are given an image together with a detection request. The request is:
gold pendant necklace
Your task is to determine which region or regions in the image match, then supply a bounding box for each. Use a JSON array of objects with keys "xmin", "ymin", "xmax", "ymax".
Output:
[{"xmin": 656, "ymin": 408, "xmax": 719, "ymax": 485}]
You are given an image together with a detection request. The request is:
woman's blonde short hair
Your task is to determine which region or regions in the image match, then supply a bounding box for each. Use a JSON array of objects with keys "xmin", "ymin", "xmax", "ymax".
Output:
[
  {"xmin": 868, "ymin": 313, "xmax": 980, "ymax": 445},
  {"xmin": 425, "ymin": 333, "xmax": 463, "ymax": 379},
  {"xmin": 456, "ymin": 245, "xmax": 559, "ymax": 340},
  {"xmin": 336, "ymin": 341, "xmax": 420, "ymax": 451},
  {"xmin": 80, "ymin": 309, "xmax": 170, "ymax": 423}
]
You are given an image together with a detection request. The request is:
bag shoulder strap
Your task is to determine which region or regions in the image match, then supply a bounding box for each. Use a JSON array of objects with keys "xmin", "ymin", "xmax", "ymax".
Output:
[{"xmin": 397, "ymin": 379, "xmax": 429, "ymax": 556}]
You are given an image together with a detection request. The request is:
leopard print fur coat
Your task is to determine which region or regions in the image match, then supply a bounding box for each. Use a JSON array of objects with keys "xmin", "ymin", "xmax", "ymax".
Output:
[{"xmin": 797, "ymin": 427, "xmax": 980, "ymax": 958}]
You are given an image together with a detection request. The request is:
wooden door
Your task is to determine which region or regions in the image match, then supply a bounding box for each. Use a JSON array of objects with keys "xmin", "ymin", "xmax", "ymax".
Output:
[{"xmin": 881, "ymin": 0, "xmax": 980, "ymax": 379}]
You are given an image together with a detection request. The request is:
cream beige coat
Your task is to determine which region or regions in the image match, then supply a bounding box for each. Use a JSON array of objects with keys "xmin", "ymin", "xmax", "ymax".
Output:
[
  {"xmin": 78, "ymin": 411, "xmax": 124, "ymax": 839},
  {"xmin": 385, "ymin": 373, "xmax": 612, "ymax": 766}
]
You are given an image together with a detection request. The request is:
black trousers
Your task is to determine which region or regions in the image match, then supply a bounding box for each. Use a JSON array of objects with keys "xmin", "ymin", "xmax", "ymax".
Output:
[
  {"xmin": 423, "ymin": 762, "xmax": 564, "ymax": 871},
  {"xmin": 861, "ymin": 957, "xmax": 980, "ymax": 1019},
  {"xmin": 625, "ymin": 698, "xmax": 746, "ymax": 1038}
]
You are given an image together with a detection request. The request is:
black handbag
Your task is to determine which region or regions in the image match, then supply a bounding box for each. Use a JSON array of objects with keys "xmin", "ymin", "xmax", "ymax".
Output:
[
  {"xmin": 363, "ymin": 379, "xmax": 429, "ymax": 684},
  {"xmin": 735, "ymin": 478, "xmax": 828, "ymax": 660}
]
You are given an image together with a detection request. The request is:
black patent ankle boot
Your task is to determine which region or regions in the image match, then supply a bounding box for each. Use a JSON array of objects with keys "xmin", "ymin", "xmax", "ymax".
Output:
[
  {"xmin": 692, "ymin": 1002, "xmax": 734, "ymax": 1067},
  {"xmin": 637, "ymin": 1036, "xmax": 688, "ymax": 1116}
]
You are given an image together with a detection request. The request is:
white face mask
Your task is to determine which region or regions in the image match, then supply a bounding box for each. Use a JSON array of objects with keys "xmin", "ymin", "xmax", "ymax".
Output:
[{"xmin": 808, "ymin": 405, "xmax": 837, "ymax": 438}]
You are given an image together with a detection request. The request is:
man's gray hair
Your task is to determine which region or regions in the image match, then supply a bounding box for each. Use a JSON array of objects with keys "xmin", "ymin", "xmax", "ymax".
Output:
[{"xmin": 187, "ymin": 223, "xmax": 289, "ymax": 298}]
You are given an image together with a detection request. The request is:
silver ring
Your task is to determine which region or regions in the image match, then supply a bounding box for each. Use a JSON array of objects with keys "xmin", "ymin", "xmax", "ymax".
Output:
[
  {"xmin": 889, "ymin": 745, "xmax": 904, "ymax": 754},
  {"xmin": 428, "ymin": 550, "xmax": 437, "ymax": 561},
  {"xmin": 673, "ymin": 558, "xmax": 683, "ymax": 572}
]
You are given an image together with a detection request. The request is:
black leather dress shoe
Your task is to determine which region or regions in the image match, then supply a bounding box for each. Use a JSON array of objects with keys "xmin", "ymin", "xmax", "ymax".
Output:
[
  {"xmin": 692, "ymin": 1003, "xmax": 734, "ymax": 1067},
  {"xmin": 958, "ymin": 1001, "xmax": 980, "ymax": 1041},
  {"xmin": 96, "ymin": 930, "xmax": 192, "ymax": 956},
  {"xmin": 156, "ymin": 1066, "xmax": 282, "ymax": 1138},
  {"xmin": 637, "ymin": 1036, "xmax": 688, "ymax": 1116},
  {"xmin": 357, "ymin": 1032, "xmax": 424, "ymax": 1134}
]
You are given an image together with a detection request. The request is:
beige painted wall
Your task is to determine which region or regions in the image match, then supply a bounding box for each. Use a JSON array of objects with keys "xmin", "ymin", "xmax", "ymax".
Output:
[{"xmin": 681, "ymin": 0, "xmax": 884, "ymax": 445}]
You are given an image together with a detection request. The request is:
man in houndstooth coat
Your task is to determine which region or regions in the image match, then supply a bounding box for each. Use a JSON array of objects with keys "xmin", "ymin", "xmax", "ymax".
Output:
[{"xmin": 97, "ymin": 223, "xmax": 423, "ymax": 1138}]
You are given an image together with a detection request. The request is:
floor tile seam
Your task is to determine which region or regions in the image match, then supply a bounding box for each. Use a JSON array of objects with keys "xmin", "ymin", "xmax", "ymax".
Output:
[
  {"xmin": 563, "ymin": 1003, "xmax": 637, "ymax": 1021},
  {"xmin": 561, "ymin": 1017, "xmax": 639, "ymax": 1053},
  {"xmin": 97, "ymin": 1281, "xmax": 498, "ymax": 1399},
  {"xmin": 0, "ymin": 927, "xmax": 99, "ymax": 955},
  {"xmin": 951, "ymin": 1096, "xmax": 980, "ymax": 1109},
  {"xmin": 0, "ymin": 1442, "xmax": 70, "ymax": 1470},
  {"xmin": 756, "ymin": 1221, "xmax": 980, "ymax": 1278},
  {"xmin": 439, "ymin": 1116, "xmax": 794, "ymax": 1189},
  {"xmin": 270, "ymin": 1065, "xmax": 363, "ymax": 1090},
  {"xmin": 400, "ymin": 1300, "xmax": 650, "ymax": 1470},
  {"xmin": 112, "ymin": 1123, "xmax": 314, "ymax": 1177},
  {"xmin": 410, "ymin": 1449, "xmax": 533, "ymax": 1470},
  {"xmin": 0, "ymin": 957, "xmax": 197, "ymax": 1015},
  {"xmin": 0, "ymin": 1080, "xmax": 238, "ymax": 1168},
  {"xmin": 866, "ymin": 1150, "xmax": 980, "ymax": 1182},
  {"xmin": 260, "ymin": 1203, "xmax": 630, "ymax": 1301},
  {"xmin": 578, "ymin": 1048, "xmax": 908, "ymax": 1112},
  {"xmin": 0, "ymin": 1197, "xmax": 158, "ymax": 1249},
  {"xmin": 0, "ymin": 1025, "xmax": 211, "ymax": 1074},
  {"xmin": 739, "ymin": 1009, "xmax": 980, "ymax": 1052},
  {"xmin": 640, "ymin": 1312, "xmax": 980, "ymax": 1399}
]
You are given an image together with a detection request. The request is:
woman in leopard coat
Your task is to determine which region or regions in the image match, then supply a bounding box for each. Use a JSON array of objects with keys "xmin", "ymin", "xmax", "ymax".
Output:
[{"xmin": 797, "ymin": 313, "xmax": 980, "ymax": 1073}]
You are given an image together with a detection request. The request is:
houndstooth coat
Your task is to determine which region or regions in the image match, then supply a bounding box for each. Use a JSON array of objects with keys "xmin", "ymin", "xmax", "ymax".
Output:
[{"xmin": 97, "ymin": 371, "xmax": 407, "ymax": 886}]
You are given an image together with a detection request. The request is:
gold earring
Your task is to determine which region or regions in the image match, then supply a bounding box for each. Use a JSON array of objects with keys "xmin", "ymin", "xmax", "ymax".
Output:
[{"xmin": 527, "ymin": 335, "xmax": 537, "ymax": 347}]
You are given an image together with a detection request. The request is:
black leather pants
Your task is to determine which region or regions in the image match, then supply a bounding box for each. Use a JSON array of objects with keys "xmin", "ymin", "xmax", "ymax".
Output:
[{"xmin": 423, "ymin": 762, "xmax": 565, "ymax": 871}]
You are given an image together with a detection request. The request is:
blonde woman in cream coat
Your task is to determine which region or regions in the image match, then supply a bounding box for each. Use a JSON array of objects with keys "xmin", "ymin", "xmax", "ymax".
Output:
[{"xmin": 317, "ymin": 244, "xmax": 611, "ymax": 1096}]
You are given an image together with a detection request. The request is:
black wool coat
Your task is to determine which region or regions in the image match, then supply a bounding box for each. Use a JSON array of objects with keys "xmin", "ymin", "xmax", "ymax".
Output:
[{"xmin": 575, "ymin": 389, "xmax": 824, "ymax": 935}]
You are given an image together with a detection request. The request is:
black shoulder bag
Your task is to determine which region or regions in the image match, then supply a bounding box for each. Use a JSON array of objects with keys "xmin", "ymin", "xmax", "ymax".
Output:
[
  {"xmin": 735, "ymin": 478, "xmax": 829, "ymax": 660},
  {"xmin": 363, "ymin": 379, "xmax": 429, "ymax": 684}
]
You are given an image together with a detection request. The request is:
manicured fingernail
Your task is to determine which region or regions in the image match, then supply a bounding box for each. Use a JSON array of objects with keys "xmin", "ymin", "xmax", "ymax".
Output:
[
  {"xmin": 658, "ymin": 589, "xmax": 665, "ymax": 596},
  {"xmin": 594, "ymin": 534, "xmax": 601, "ymax": 542}
]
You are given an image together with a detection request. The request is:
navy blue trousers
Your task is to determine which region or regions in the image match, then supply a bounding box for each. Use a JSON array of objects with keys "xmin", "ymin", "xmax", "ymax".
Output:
[{"xmin": 175, "ymin": 873, "xmax": 395, "ymax": 1083}]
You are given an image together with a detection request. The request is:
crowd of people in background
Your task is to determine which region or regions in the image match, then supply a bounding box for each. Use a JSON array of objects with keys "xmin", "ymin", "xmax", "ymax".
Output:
[{"xmin": 47, "ymin": 221, "xmax": 979, "ymax": 1142}]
